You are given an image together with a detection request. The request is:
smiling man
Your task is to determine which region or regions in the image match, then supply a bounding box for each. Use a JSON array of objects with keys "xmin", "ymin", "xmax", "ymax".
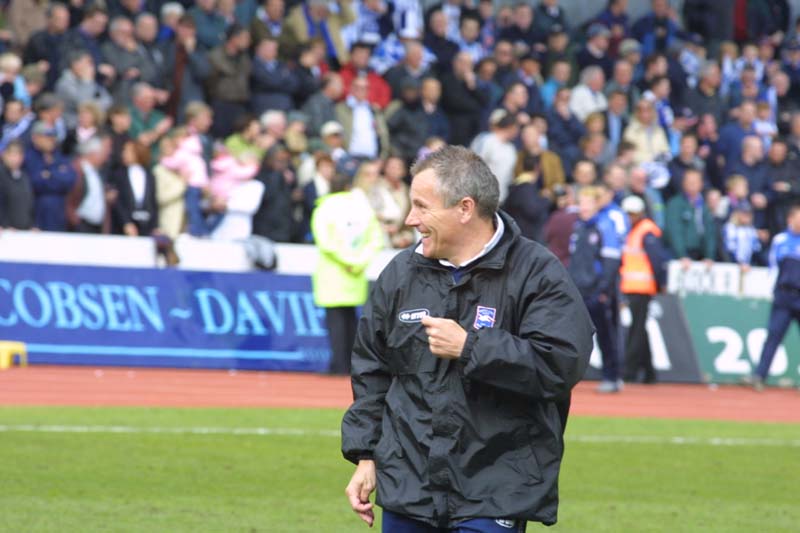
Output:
[{"xmin": 341, "ymin": 145, "xmax": 593, "ymax": 532}]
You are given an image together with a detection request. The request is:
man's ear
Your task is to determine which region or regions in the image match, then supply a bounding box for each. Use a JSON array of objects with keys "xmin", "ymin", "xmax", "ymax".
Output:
[{"xmin": 458, "ymin": 196, "xmax": 476, "ymax": 223}]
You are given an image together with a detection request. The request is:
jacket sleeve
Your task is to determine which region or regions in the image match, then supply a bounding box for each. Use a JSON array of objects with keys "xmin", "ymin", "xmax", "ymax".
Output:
[
  {"xmin": 341, "ymin": 276, "xmax": 392, "ymax": 464},
  {"xmin": 664, "ymin": 198, "xmax": 688, "ymax": 258},
  {"xmin": 457, "ymin": 255, "xmax": 594, "ymax": 400},
  {"xmin": 643, "ymin": 232, "xmax": 668, "ymax": 289}
]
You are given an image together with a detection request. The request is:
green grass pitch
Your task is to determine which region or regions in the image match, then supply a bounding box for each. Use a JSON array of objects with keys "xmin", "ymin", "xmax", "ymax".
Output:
[{"xmin": 0, "ymin": 407, "xmax": 798, "ymax": 532}]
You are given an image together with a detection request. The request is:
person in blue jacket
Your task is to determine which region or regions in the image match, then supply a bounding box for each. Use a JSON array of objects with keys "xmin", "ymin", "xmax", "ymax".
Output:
[
  {"xmin": 23, "ymin": 121, "xmax": 77, "ymax": 232},
  {"xmin": 568, "ymin": 186, "xmax": 623, "ymax": 393},
  {"xmin": 745, "ymin": 204, "xmax": 800, "ymax": 391}
]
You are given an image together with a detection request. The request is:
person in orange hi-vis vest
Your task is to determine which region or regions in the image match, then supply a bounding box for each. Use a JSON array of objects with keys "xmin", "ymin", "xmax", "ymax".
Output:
[{"xmin": 620, "ymin": 195, "xmax": 667, "ymax": 384}]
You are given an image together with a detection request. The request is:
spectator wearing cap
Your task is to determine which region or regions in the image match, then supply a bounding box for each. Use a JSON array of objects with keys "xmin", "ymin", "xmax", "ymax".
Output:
[
  {"xmin": 301, "ymin": 73, "xmax": 343, "ymax": 140},
  {"xmin": 470, "ymin": 111, "xmax": 518, "ymax": 203},
  {"xmin": 596, "ymin": 0, "xmax": 630, "ymax": 51},
  {"xmin": 339, "ymin": 41, "xmax": 391, "ymax": 109},
  {"xmin": 24, "ymin": 121, "xmax": 77, "ymax": 232},
  {"xmin": 250, "ymin": 35, "xmax": 299, "ymax": 115},
  {"xmin": 382, "ymin": 40, "xmax": 433, "ymax": 98},
  {"xmin": 281, "ymin": 0, "xmax": 355, "ymax": 69},
  {"xmin": 335, "ymin": 74, "xmax": 389, "ymax": 159},
  {"xmin": 631, "ymin": 0, "xmax": 682, "ymax": 57},
  {"xmin": 618, "ymin": 38, "xmax": 643, "ymax": 80},
  {"xmin": 0, "ymin": 141, "xmax": 34, "ymax": 230},
  {"xmin": 54, "ymin": 50, "xmax": 113, "ymax": 131},
  {"xmin": 497, "ymin": 2, "xmax": 543, "ymax": 52},
  {"xmin": 385, "ymin": 79, "xmax": 427, "ymax": 164},
  {"xmin": 250, "ymin": 0, "xmax": 285, "ymax": 44},
  {"xmin": 423, "ymin": 9, "xmax": 460, "ymax": 71},
  {"xmin": 102, "ymin": 16, "xmax": 161, "ymax": 104},
  {"xmin": 419, "ymin": 77, "xmax": 450, "ymax": 142},
  {"xmin": 619, "ymin": 194, "xmax": 666, "ymax": 384},
  {"xmin": 570, "ymin": 66, "xmax": 608, "ymax": 122},
  {"xmin": 440, "ymin": 51, "xmax": 487, "ymax": 146},
  {"xmin": 510, "ymin": 52, "xmax": 545, "ymax": 115},
  {"xmin": 66, "ymin": 136, "xmax": 113, "ymax": 234},
  {"xmin": 23, "ymin": 3, "xmax": 70, "ymax": 91},
  {"xmin": 162, "ymin": 15, "xmax": 211, "ymax": 123},
  {"xmin": 664, "ymin": 167, "xmax": 718, "ymax": 265},
  {"xmin": 207, "ymin": 24, "xmax": 252, "ymax": 139},
  {"xmin": 547, "ymin": 86, "xmax": 586, "ymax": 172},
  {"xmin": 578, "ymin": 23, "xmax": 614, "ymax": 80},
  {"xmin": 296, "ymin": 119, "xmax": 350, "ymax": 186},
  {"xmin": 29, "ymin": 92, "xmax": 67, "ymax": 147},
  {"xmin": 189, "ymin": 0, "xmax": 227, "ymax": 51}
]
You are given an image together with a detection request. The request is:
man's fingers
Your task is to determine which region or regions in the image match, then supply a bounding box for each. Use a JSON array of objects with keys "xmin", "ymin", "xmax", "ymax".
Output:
[
  {"xmin": 359, "ymin": 482, "xmax": 374, "ymax": 503},
  {"xmin": 357, "ymin": 509, "xmax": 375, "ymax": 526}
]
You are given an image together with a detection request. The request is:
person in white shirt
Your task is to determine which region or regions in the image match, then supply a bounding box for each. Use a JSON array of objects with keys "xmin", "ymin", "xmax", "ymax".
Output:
[
  {"xmin": 569, "ymin": 66, "xmax": 608, "ymax": 122},
  {"xmin": 470, "ymin": 111, "xmax": 518, "ymax": 203}
]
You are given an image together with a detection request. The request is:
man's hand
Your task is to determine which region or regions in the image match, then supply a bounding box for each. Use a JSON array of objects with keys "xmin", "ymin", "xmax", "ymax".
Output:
[
  {"xmin": 421, "ymin": 316, "xmax": 467, "ymax": 359},
  {"xmin": 345, "ymin": 460, "xmax": 376, "ymax": 527}
]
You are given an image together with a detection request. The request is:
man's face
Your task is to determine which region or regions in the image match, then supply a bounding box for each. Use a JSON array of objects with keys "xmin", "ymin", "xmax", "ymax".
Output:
[
  {"xmin": 515, "ymin": 5, "xmax": 532, "ymax": 29},
  {"xmin": 460, "ymin": 19, "xmax": 479, "ymax": 43},
  {"xmin": 2, "ymin": 146, "xmax": 23, "ymax": 170},
  {"xmin": 578, "ymin": 194, "xmax": 598, "ymax": 221},
  {"xmin": 405, "ymin": 169, "xmax": 463, "ymax": 261},
  {"xmin": 136, "ymin": 15, "xmax": 158, "ymax": 43},
  {"xmin": 4, "ymin": 102, "xmax": 23, "ymax": 123},
  {"xmin": 351, "ymin": 47, "xmax": 371, "ymax": 69},
  {"xmin": 256, "ymin": 39, "xmax": 278, "ymax": 61},
  {"xmin": 266, "ymin": 0, "xmax": 285, "ymax": 20},
  {"xmin": 788, "ymin": 209, "xmax": 800, "ymax": 233},
  {"xmin": 32, "ymin": 133, "xmax": 57, "ymax": 153},
  {"xmin": 351, "ymin": 78, "xmax": 369, "ymax": 102},
  {"xmin": 683, "ymin": 172, "xmax": 703, "ymax": 196},
  {"xmin": 50, "ymin": 5, "xmax": 70, "ymax": 33},
  {"xmin": 421, "ymin": 79, "xmax": 441, "ymax": 102},
  {"xmin": 769, "ymin": 142, "xmax": 787, "ymax": 163},
  {"xmin": 494, "ymin": 42, "xmax": 513, "ymax": 67},
  {"xmin": 614, "ymin": 61, "xmax": 632, "ymax": 85}
]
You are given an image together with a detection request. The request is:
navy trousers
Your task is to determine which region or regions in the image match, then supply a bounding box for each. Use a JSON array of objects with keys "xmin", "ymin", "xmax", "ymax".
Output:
[
  {"xmin": 755, "ymin": 300, "xmax": 800, "ymax": 379},
  {"xmin": 585, "ymin": 297, "xmax": 620, "ymax": 382},
  {"xmin": 382, "ymin": 510, "xmax": 526, "ymax": 533}
]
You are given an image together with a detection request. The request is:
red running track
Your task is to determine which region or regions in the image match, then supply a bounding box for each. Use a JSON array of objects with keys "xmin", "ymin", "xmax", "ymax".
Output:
[{"xmin": 0, "ymin": 366, "xmax": 798, "ymax": 423}]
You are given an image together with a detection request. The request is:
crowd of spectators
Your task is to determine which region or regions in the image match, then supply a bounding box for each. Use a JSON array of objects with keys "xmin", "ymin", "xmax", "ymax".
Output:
[{"xmin": 0, "ymin": 0, "xmax": 798, "ymax": 274}]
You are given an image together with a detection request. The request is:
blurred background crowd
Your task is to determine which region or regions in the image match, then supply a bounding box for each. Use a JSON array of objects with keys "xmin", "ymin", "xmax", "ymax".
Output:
[{"xmin": 0, "ymin": 0, "xmax": 798, "ymax": 270}]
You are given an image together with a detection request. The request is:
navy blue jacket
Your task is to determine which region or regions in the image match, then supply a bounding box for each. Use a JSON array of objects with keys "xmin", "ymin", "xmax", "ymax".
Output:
[
  {"xmin": 568, "ymin": 215, "xmax": 621, "ymax": 299},
  {"xmin": 769, "ymin": 230, "xmax": 800, "ymax": 305},
  {"xmin": 23, "ymin": 148, "xmax": 77, "ymax": 232}
]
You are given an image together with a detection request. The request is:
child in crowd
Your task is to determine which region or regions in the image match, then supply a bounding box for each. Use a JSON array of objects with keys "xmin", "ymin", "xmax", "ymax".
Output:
[
  {"xmin": 723, "ymin": 202, "xmax": 762, "ymax": 267},
  {"xmin": 714, "ymin": 174, "xmax": 750, "ymax": 222},
  {"xmin": 158, "ymin": 126, "xmax": 210, "ymax": 236},
  {"xmin": 753, "ymin": 101, "xmax": 778, "ymax": 150},
  {"xmin": 719, "ymin": 41, "xmax": 739, "ymax": 96}
]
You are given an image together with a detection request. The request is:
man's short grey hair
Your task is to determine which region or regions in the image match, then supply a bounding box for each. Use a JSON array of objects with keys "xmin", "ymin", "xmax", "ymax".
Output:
[
  {"xmin": 109, "ymin": 16, "xmax": 132, "ymax": 34},
  {"xmin": 160, "ymin": 2, "xmax": 185, "ymax": 20},
  {"xmin": 260, "ymin": 110, "xmax": 286, "ymax": 128},
  {"xmin": 580, "ymin": 65, "xmax": 604, "ymax": 85},
  {"xmin": 136, "ymin": 12, "xmax": 158, "ymax": 26},
  {"xmin": 699, "ymin": 60, "xmax": 719, "ymax": 79},
  {"xmin": 410, "ymin": 145, "xmax": 499, "ymax": 219},
  {"xmin": 131, "ymin": 82, "xmax": 152, "ymax": 99},
  {"xmin": 77, "ymin": 136, "xmax": 104, "ymax": 156}
]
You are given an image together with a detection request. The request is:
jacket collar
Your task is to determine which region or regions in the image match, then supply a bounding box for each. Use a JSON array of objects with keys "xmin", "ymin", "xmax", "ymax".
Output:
[{"xmin": 409, "ymin": 210, "xmax": 521, "ymax": 272}]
